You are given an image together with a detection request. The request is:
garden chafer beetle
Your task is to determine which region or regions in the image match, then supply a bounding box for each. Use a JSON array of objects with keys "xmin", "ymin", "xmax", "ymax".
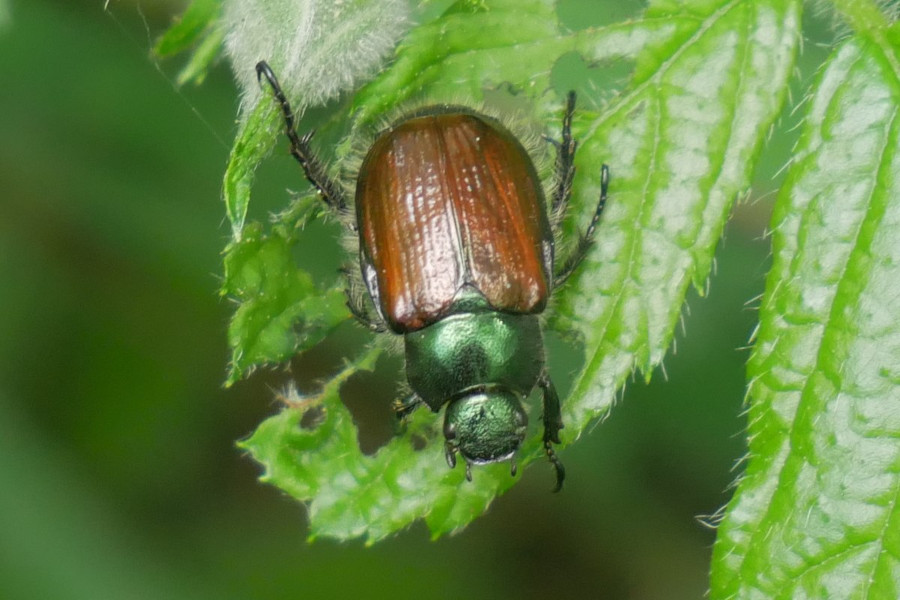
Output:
[{"xmin": 257, "ymin": 61, "xmax": 608, "ymax": 490}]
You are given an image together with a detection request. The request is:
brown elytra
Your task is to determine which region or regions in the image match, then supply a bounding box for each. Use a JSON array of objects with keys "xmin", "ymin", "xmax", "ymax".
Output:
[{"xmin": 356, "ymin": 111, "xmax": 552, "ymax": 333}]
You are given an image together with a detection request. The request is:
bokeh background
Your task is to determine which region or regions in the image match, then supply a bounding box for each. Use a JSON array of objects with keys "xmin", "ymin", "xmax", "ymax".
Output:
[{"xmin": 0, "ymin": 1, "xmax": 827, "ymax": 598}]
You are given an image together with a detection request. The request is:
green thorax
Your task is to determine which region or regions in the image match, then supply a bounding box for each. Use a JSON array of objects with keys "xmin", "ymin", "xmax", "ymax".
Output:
[{"xmin": 404, "ymin": 308, "xmax": 544, "ymax": 412}]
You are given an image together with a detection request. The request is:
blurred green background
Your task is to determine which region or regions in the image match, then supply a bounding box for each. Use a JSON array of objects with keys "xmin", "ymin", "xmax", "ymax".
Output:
[{"xmin": 0, "ymin": 1, "xmax": 804, "ymax": 598}]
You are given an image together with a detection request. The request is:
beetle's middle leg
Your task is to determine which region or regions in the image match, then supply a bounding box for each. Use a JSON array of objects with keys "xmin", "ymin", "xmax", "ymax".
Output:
[
  {"xmin": 256, "ymin": 61, "xmax": 350, "ymax": 220},
  {"xmin": 553, "ymin": 164, "xmax": 609, "ymax": 286}
]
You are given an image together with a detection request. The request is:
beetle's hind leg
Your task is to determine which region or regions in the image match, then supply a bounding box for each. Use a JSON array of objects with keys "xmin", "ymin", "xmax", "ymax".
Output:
[
  {"xmin": 538, "ymin": 371, "xmax": 566, "ymax": 492},
  {"xmin": 256, "ymin": 61, "xmax": 350, "ymax": 220},
  {"xmin": 548, "ymin": 91, "xmax": 578, "ymax": 221},
  {"xmin": 553, "ymin": 164, "xmax": 609, "ymax": 287}
]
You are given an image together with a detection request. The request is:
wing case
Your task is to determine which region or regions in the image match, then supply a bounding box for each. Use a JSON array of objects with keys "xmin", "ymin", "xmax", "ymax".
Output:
[{"xmin": 356, "ymin": 111, "xmax": 552, "ymax": 333}]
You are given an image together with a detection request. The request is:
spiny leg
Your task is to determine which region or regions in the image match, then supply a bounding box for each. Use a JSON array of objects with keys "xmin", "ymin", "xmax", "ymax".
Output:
[
  {"xmin": 340, "ymin": 267, "xmax": 388, "ymax": 333},
  {"xmin": 549, "ymin": 91, "xmax": 578, "ymax": 219},
  {"xmin": 344, "ymin": 289, "xmax": 388, "ymax": 333},
  {"xmin": 255, "ymin": 61, "xmax": 348, "ymax": 216},
  {"xmin": 553, "ymin": 163, "xmax": 609, "ymax": 287},
  {"xmin": 538, "ymin": 371, "xmax": 565, "ymax": 492}
]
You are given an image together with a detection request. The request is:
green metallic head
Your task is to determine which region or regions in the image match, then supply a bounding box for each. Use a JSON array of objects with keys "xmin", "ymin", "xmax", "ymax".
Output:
[{"xmin": 443, "ymin": 389, "xmax": 528, "ymax": 478}]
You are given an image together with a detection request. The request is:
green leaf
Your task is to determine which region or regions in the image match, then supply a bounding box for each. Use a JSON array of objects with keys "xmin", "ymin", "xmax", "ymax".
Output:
[
  {"xmin": 221, "ymin": 0, "xmax": 411, "ymax": 239},
  {"xmin": 710, "ymin": 28, "xmax": 900, "ymax": 598},
  {"xmin": 557, "ymin": 0, "xmax": 801, "ymax": 442},
  {"xmin": 239, "ymin": 345, "xmax": 523, "ymax": 543},
  {"xmin": 222, "ymin": 223, "xmax": 347, "ymax": 386},
  {"xmin": 224, "ymin": 0, "xmax": 411, "ymax": 110},
  {"xmin": 153, "ymin": 0, "xmax": 224, "ymax": 86},
  {"xmin": 153, "ymin": 0, "xmax": 219, "ymax": 57},
  {"xmin": 343, "ymin": 0, "xmax": 687, "ymax": 137},
  {"xmin": 238, "ymin": 0, "xmax": 801, "ymax": 542},
  {"xmin": 222, "ymin": 99, "xmax": 279, "ymax": 239},
  {"xmin": 172, "ymin": 26, "xmax": 225, "ymax": 87}
]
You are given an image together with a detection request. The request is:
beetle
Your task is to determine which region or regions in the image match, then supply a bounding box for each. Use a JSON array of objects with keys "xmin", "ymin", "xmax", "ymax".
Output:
[{"xmin": 256, "ymin": 61, "xmax": 608, "ymax": 491}]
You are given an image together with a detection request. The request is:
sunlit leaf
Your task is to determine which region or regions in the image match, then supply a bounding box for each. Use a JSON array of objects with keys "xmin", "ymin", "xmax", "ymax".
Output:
[
  {"xmin": 711, "ymin": 30, "xmax": 900, "ymax": 598},
  {"xmin": 239, "ymin": 0, "xmax": 800, "ymax": 542}
]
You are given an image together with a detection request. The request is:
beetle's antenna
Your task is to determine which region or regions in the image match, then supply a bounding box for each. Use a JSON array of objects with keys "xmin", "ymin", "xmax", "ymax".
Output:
[{"xmin": 255, "ymin": 61, "xmax": 349, "ymax": 215}]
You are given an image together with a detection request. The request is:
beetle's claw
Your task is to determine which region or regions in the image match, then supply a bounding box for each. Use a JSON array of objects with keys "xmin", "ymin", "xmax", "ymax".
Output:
[
  {"xmin": 544, "ymin": 439, "xmax": 565, "ymax": 492},
  {"xmin": 255, "ymin": 61, "xmax": 277, "ymax": 87}
]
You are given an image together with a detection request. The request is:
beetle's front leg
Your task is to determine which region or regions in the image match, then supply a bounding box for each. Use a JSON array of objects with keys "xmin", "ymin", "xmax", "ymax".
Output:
[{"xmin": 538, "ymin": 371, "xmax": 566, "ymax": 492}]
